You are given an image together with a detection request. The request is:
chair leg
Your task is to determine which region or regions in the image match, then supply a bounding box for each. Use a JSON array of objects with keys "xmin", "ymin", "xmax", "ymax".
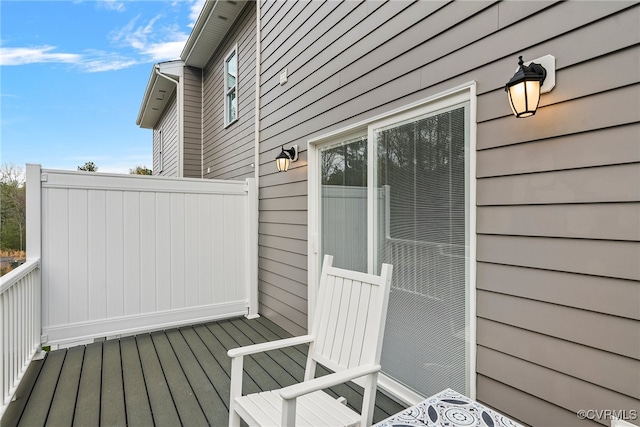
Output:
[
  {"xmin": 229, "ymin": 410, "xmax": 241, "ymax": 427},
  {"xmin": 229, "ymin": 356, "xmax": 244, "ymax": 427},
  {"xmin": 281, "ymin": 397, "xmax": 297, "ymax": 426},
  {"xmin": 361, "ymin": 373, "xmax": 378, "ymax": 427}
]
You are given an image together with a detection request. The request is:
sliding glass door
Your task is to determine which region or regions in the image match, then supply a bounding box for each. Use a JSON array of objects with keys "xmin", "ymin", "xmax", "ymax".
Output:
[
  {"xmin": 316, "ymin": 93, "xmax": 473, "ymax": 400},
  {"xmin": 373, "ymin": 105, "xmax": 471, "ymax": 398}
]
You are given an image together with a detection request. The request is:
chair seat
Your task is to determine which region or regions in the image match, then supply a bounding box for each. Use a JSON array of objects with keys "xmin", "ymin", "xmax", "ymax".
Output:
[{"xmin": 234, "ymin": 389, "xmax": 361, "ymax": 427}]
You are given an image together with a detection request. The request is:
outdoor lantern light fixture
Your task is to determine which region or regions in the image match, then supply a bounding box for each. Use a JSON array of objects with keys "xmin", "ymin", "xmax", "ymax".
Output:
[
  {"xmin": 275, "ymin": 145, "xmax": 298, "ymax": 172},
  {"xmin": 505, "ymin": 55, "xmax": 555, "ymax": 118}
]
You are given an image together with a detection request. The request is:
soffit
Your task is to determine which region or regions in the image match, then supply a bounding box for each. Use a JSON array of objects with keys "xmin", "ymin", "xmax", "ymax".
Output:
[
  {"xmin": 181, "ymin": 0, "xmax": 246, "ymax": 68},
  {"xmin": 136, "ymin": 61, "xmax": 183, "ymax": 129}
]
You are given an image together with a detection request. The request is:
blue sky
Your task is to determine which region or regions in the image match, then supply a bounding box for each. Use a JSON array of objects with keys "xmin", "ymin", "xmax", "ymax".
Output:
[{"xmin": 1, "ymin": 0, "xmax": 204, "ymax": 174}]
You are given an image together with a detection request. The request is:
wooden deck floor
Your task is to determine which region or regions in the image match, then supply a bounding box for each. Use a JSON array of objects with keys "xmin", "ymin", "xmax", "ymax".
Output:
[{"xmin": 2, "ymin": 316, "xmax": 405, "ymax": 426}]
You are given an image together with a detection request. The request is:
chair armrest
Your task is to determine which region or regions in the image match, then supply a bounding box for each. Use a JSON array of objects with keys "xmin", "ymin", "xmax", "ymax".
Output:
[
  {"xmin": 227, "ymin": 335, "xmax": 314, "ymax": 358},
  {"xmin": 279, "ymin": 364, "xmax": 381, "ymax": 400}
]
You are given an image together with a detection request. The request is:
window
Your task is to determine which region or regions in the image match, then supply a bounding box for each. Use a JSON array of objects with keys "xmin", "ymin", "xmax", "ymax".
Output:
[
  {"xmin": 311, "ymin": 84, "xmax": 476, "ymax": 402},
  {"xmin": 224, "ymin": 46, "xmax": 238, "ymax": 126}
]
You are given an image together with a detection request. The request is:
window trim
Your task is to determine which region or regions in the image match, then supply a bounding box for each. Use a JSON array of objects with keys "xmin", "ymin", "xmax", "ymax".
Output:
[
  {"xmin": 224, "ymin": 44, "xmax": 239, "ymax": 128},
  {"xmin": 307, "ymin": 81, "xmax": 478, "ymax": 404}
]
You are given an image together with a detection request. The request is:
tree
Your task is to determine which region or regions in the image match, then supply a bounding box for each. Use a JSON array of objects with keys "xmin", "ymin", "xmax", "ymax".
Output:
[
  {"xmin": 1, "ymin": 164, "xmax": 26, "ymax": 252},
  {"xmin": 78, "ymin": 161, "xmax": 98, "ymax": 172},
  {"xmin": 129, "ymin": 165, "xmax": 152, "ymax": 175}
]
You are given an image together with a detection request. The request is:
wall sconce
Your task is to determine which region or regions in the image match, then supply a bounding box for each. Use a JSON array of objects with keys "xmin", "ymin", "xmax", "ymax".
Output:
[
  {"xmin": 275, "ymin": 145, "xmax": 298, "ymax": 172},
  {"xmin": 505, "ymin": 55, "xmax": 555, "ymax": 118}
]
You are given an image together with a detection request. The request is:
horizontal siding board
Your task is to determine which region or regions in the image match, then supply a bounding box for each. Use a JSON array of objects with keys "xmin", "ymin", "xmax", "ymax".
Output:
[
  {"xmin": 478, "ymin": 46, "xmax": 640, "ymax": 122},
  {"xmin": 259, "ymin": 258, "xmax": 307, "ymax": 285},
  {"xmin": 259, "ymin": 2, "xmax": 494, "ymax": 137},
  {"xmin": 477, "ymin": 262, "xmax": 640, "ymax": 320},
  {"xmin": 261, "ymin": 2, "xmax": 637, "ymax": 142},
  {"xmin": 477, "ymin": 85, "xmax": 640, "ymax": 150},
  {"xmin": 477, "ymin": 235, "xmax": 640, "ymax": 281},
  {"xmin": 259, "ymin": 234, "xmax": 307, "ymax": 255},
  {"xmin": 276, "ymin": 6, "xmax": 640, "ymax": 149},
  {"xmin": 259, "ymin": 181, "xmax": 307, "ymax": 199},
  {"xmin": 260, "ymin": 69, "xmax": 423, "ymax": 149},
  {"xmin": 422, "ymin": 1, "xmax": 637, "ymax": 95},
  {"xmin": 478, "ymin": 318, "xmax": 640, "ymax": 399},
  {"xmin": 477, "ymin": 346, "xmax": 640, "ymax": 426},
  {"xmin": 259, "ymin": 195, "xmax": 307, "ymax": 212},
  {"xmin": 496, "ymin": 0, "xmax": 557, "ymax": 28},
  {"xmin": 260, "ymin": 1, "xmax": 360, "ymax": 93},
  {"xmin": 259, "ymin": 302, "xmax": 307, "ymax": 337},
  {"xmin": 259, "ymin": 222, "xmax": 307, "ymax": 241},
  {"xmin": 259, "ymin": 291, "xmax": 307, "ymax": 331},
  {"xmin": 477, "ymin": 203, "xmax": 640, "ymax": 241},
  {"xmin": 260, "ymin": 0, "xmax": 316, "ymax": 61},
  {"xmin": 477, "ymin": 375, "xmax": 603, "ymax": 427},
  {"xmin": 476, "ymin": 124, "xmax": 640, "ymax": 177},
  {"xmin": 260, "ymin": 0, "xmax": 444, "ymax": 116},
  {"xmin": 260, "ymin": 210, "xmax": 307, "ymax": 226},
  {"xmin": 336, "ymin": 1, "xmax": 489, "ymax": 90},
  {"xmin": 259, "ymin": 280, "xmax": 307, "ymax": 314},
  {"xmin": 258, "ymin": 246, "xmax": 307, "ymax": 270},
  {"xmin": 259, "ymin": 269, "xmax": 306, "ymax": 300},
  {"xmin": 477, "ymin": 290, "xmax": 640, "ymax": 358},
  {"xmin": 477, "ymin": 164, "xmax": 640, "ymax": 206}
]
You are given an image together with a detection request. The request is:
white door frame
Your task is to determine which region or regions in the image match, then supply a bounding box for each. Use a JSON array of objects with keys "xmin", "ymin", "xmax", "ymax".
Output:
[{"xmin": 307, "ymin": 81, "xmax": 478, "ymax": 404}]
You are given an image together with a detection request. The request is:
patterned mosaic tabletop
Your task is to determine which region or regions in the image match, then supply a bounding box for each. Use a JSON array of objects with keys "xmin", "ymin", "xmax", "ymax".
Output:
[{"xmin": 374, "ymin": 388, "xmax": 524, "ymax": 427}]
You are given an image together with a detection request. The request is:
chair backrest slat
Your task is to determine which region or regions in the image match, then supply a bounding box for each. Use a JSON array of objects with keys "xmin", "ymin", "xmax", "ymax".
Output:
[{"xmin": 310, "ymin": 255, "xmax": 392, "ymax": 380}]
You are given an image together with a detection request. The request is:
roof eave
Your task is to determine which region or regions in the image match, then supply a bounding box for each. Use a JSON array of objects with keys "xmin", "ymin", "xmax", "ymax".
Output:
[
  {"xmin": 181, "ymin": 0, "xmax": 247, "ymax": 68},
  {"xmin": 136, "ymin": 61, "xmax": 184, "ymax": 129}
]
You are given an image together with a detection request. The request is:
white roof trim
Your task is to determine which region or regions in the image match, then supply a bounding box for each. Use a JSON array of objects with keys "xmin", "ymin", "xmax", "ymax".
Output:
[
  {"xmin": 136, "ymin": 61, "xmax": 183, "ymax": 129},
  {"xmin": 181, "ymin": 0, "xmax": 246, "ymax": 68},
  {"xmin": 137, "ymin": 0, "xmax": 246, "ymax": 129}
]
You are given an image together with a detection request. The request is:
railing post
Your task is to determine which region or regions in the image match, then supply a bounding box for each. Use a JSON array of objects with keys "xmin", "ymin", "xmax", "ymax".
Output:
[
  {"xmin": 245, "ymin": 178, "xmax": 259, "ymax": 319},
  {"xmin": 25, "ymin": 164, "xmax": 42, "ymax": 355},
  {"xmin": 26, "ymin": 164, "xmax": 41, "ymax": 262}
]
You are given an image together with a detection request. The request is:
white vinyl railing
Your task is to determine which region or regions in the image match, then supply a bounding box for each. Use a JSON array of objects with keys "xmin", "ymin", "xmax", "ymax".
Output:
[
  {"xmin": 0, "ymin": 259, "xmax": 42, "ymax": 419},
  {"xmin": 386, "ymin": 238, "xmax": 466, "ymax": 300}
]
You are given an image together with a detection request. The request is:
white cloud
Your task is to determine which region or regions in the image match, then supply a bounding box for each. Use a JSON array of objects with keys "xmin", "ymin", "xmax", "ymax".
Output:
[
  {"xmin": 99, "ymin": 0, "xmax": 126, "ymax": 12},
  {"xmin": 0, "ymin": 45, "xmax": 138, "ymax": 72},
  {"xmin": 142, "ymin": 37, "xmax": 188, "ymax": 61},
  {"xmin": 111, "ymin": 15, "xmax": 189, "ymax": 62},
  {"xmin": 189, "ymin": 0, "xmax": 206, "ymax": 27},
  {"xmin": 1, "ymin": 2, "xmax": 198, "ymax": 71},
  {"xmin": 0, "ymin": 46, "xmax": 81, "ymax": 66},
  {"xmin": 81, "ymin": 58, "xmax": 138, "ymax": 72}
]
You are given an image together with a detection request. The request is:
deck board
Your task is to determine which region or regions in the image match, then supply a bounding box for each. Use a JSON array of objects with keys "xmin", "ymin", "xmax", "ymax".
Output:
[
  {"xmin": 73, "ymin": 342, "xmax": 102, "ymax": 427},
  {"xmin": 101, "ymin": 339, "xmax": 127, "ymax": 426},
  {"xmin": 136, "ymin": 333, "xmax": 182, "ymax": 427},
  {"xmin": 166, "ymin": 329, "xmax": 228, "ymax": 426},
  {"xmin": 152, "ymin": 330, "xmax": 209, "ymax": 426},
  {"xmin": 47, "ymin": 345, "xmax": 84, "ymax": 427},
  {"xmin": 18, "ymin": 348, "xmax": 66, "ymax": 426},
  {"xmin": 0, "ymin": 358, "xmax": 43, "ymax": 427},
  {"xmin": 120, "ymin": 336, "xmax": 154, "ymax": 426},
  {"xmin": 2, "ymin": 316, "xmax": 406, "ymax": 426}
]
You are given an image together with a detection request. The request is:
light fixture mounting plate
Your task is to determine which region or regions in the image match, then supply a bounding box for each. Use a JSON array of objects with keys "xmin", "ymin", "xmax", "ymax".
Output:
[{"xmin": 517, "ymin": 54, "xmax": 555, "ymax": 94}]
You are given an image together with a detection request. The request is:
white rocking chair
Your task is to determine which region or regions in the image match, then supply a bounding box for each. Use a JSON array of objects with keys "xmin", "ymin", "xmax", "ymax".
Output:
[{"xmin": 228, "ymin": 255, "xmax": 393, "ymax": 427}]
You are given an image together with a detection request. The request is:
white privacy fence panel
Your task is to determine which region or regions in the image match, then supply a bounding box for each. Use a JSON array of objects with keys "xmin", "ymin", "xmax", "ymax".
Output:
[
  {"xmin": 0, "ymin": 260, "xmax": 41, "ymax": 418},
  {"xmin": 38, "ymin": 167, "xmax": 257, "ymax": 346}
]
